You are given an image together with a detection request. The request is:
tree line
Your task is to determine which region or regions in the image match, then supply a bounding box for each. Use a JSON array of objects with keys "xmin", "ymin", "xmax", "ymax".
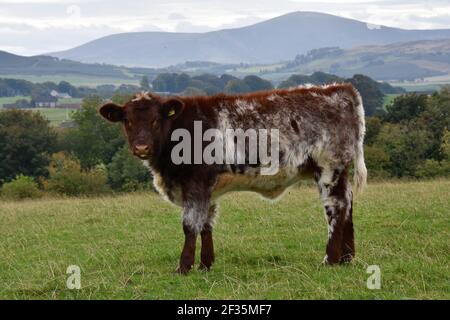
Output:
[
  {"xmin": 0, "ymin": 78, "xmax": 144, "ymax": 102},
  {"xmin": 151, "ymin": 72, "xmax": 404, "ymax": 116},
  {"xmin": 2, "ymin": 71, "xmax": 402, "ymax": 116}
]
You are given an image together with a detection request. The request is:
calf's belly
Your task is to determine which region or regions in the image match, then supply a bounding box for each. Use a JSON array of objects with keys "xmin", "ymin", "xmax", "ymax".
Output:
[{"xmin": 212, "ymin": 168, "xmax": 310, "ymax": 200}]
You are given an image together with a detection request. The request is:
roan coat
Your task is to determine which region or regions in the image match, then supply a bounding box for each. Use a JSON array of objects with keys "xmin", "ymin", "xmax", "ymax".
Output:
[{"xmin": 100, "ymin": 83, "xmax": 367, "ymax": 274}]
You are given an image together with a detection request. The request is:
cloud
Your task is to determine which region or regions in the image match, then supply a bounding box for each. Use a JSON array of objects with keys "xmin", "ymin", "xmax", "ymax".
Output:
[
  {"xmin": 0, "ymin": 0, "xmax": 449, "ymax": 55},
  {"xmin": 168, "ymin": 13, "xmax": 187, "ymax": 20},
  {"xmin": 174, "ymin": 21, "xmax": 214, "ymax": 33}
]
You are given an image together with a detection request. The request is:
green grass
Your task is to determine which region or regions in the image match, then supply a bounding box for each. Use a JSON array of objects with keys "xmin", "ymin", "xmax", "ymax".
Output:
[
  {"xmin": 0, "ymin": 180, "xmax": 449, "ymax": 299},
  {"xmin": 24, "ymin": 108, "xmax": 74, "ymax": 126},
  {"xmin": 383, "ymin": 94, "xmax": 399, "ymax": 108},
  {"xmin": 0, "ymin": 96, "xmax": 30, "ymax": 106},
  {"xmin": 0, "ymin": 106, "xmax": 76, "ymax": 126}
]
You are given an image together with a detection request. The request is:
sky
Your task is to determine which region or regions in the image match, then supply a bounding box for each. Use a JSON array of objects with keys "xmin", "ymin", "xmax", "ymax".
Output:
[{"xmin": 1, "ymin": 0, "xmax": 450, "ymax": 56}]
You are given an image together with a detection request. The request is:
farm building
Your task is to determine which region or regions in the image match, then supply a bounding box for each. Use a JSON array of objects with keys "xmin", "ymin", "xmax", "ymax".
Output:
[{"xmin": 32, "ymin": 94, "xmax": 58, "ymax": 108}]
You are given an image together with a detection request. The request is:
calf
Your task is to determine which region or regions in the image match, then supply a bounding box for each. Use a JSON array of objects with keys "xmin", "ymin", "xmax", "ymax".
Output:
[{"xmin": 99, "ymin": 83, "xmax": 367, "ymax": 274}]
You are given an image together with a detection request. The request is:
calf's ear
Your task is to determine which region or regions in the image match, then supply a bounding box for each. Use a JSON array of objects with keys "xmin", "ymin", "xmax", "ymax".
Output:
[
  {"xmin": 99, "ymin": 103, "xmax": 124, "ymax": 122},
  {"xmin": 161, "ymin": 98, "xmax": 184, "ymax": 119}
]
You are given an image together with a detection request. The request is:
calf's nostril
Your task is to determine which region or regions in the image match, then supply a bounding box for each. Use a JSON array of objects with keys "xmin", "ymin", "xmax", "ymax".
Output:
[{"xmin": 135, "ymin": 144, "xmax": 150, "ymax": 153}]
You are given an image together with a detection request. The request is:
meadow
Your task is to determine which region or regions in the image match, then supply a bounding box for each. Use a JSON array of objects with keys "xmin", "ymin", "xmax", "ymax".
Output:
[
  {"xmin": 0, "ymin": 96, "xmax": 31, "ymax": 105},
  {"xmin": 28, "ymin": 108, "xmax": 75, "ymax": 126},
  {"xmin": 0, "ymin": 180, "xmax": 448, "ymax": 300},
  {"xmin": 382, "ymin": 94, "xmax": 399, "ymax": 108}
]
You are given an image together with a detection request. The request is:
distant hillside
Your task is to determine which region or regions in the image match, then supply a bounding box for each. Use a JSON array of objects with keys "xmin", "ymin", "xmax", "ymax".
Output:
[
  {"xmin": 276, "ymin": 39, "xmax": 450, "ymax": 81},
  {"xmin": 0, "ymin": 51, "xmax": 158, "ymax": 80},
  {"xmin": 50, "ymin": 11, "xmax": 450, "ymax": 67}
]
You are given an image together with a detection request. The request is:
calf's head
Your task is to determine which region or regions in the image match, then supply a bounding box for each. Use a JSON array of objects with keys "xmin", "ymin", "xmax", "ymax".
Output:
[{"xmin": 99, "ymin": 92, "xmax": 184, "ymax": 160}]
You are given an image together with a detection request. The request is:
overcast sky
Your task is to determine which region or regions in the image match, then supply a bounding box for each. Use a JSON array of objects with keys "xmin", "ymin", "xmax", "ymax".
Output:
[{"xmin": 1, "ymin": 0, "xmax": 450, "ymax": 56}]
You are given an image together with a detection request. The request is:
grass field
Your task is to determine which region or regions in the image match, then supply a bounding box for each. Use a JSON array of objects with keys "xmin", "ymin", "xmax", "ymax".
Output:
[
  {"xmin": 0, "ymin": 105, "xmax": 73, "ymax": 126},
  {"xmin": 383, "ymin": 94, "xmax": 399, "ymax": 108},
  {"xmin": 0, "ymin": 96, "xmax": 31, "ymax": 106},
  {"xmin": 25, "ymin": 108, "xmax": 75, "ymax": 126},
  {"xmin": 0, "ymin": 180, "xmax": 449, "ymax": 299}
]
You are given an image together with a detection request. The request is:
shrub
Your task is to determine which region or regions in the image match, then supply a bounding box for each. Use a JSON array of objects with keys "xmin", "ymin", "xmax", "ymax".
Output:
[
  {"xmin": 364, "ymin": 145, "xmax": 391, "ymax": 178},
  {"xmin": 0, "ymin": 175, "xmax": 42, "ymax": 200},
  {"xmin": 107, "ymin": 146, "xmax": 152, "ymax": 192},
  {"xmin": 441, "ymin": 129, "xmax": 450, "ymax": 160},
  {"xmin": 45, "ymin": 153, "xmax": 109, "ymax": 196},
  {"xmin": 415, "ymin": 159, "xmax": 450, "ymax": 178}
]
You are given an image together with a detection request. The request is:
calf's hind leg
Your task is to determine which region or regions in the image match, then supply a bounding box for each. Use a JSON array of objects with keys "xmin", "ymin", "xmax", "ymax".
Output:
[
  {"xmin": 341, "ymin": 193, "xmax": 355, "ymax": 263},
  {"xmin": 318, "ymin": 167, "xmax": 354, "ymax": 265},
  {"xmin": 199, "ymin": 204, "xmax": 217, "ymax": 271}
]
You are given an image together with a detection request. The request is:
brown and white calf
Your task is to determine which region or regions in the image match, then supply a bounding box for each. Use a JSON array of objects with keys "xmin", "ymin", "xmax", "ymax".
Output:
[{"xmin": 99, "ymin": 83, "xmax": 367, "ymax": 274}]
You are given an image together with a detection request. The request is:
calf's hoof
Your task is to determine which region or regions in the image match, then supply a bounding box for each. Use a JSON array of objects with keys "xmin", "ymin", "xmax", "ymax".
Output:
[
  {"xmin": 198, "ymin": 262, "xmax": 212, "ymax": 271},
  {"xmin": 339, "ymin": 253, "xmax": 354, "ymax": 264},
  {"xmin": 174, "ymin": 265, "xmax": 192, "ymax": 275},
  {"xmin": 321, "ymin": 255, "xmax": 339, "ymax": 266}
]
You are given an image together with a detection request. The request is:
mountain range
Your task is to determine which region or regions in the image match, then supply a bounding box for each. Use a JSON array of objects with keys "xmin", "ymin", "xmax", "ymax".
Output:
[{"xmin": 49, "ymin": 11, "xmax": 450, "ymax": 68}]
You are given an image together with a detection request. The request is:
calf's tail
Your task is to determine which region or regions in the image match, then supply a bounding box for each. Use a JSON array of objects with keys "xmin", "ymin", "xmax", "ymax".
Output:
[{"xmin": 353, "ymin": 89, "xmax": 367, "ymax": 195}]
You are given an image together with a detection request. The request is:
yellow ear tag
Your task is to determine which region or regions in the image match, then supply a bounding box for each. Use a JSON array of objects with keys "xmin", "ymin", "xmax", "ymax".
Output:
[{"xmin": 167, "ymin": 109, "xmax": 176, "ymax": 117}]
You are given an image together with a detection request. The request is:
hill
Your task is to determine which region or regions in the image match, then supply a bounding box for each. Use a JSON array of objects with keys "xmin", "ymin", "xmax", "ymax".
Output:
[
  {"xmin": 275, "ymin": 39, "xmax": 450, "ymax": 81},
  {"xmin": 49, "ymin": 11, "xmax": 450, "ymax": 67},
  {"xmin": 0, "ymin": 51, "xmax": 158, "ymax": 83}
]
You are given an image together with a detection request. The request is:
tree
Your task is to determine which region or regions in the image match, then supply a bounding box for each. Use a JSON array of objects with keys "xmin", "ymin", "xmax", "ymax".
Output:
[
  {"xmin": 107, "ymin": 146, "xmax": 152, "ymax": 191},
  {"xmin": 175, "ymin": 73, "xmax": 191, "ymax": 92},
  {"xmin": 224, "ymin": 79, "xmax": 251, "ymax": 94},
  {"xmin": 365, "ymin": 116, "xmax": 383, "ymax": 145},
  {"xmin": 415, "ymin": 87, "xmax": 450, "ymax": 160},
  {"xmin": 384, "ymin": 94, "xmax": 428, "ymax": 123},
  {"xmin": 375, "ymin": 123, "xmax": 433, "ymax": 177},
  {"xmin": 58, "ymin": 81, "xmax": 79, "ymax": 97},
  {"xmin": 152, "ymin": 73, "xmax": 178, "ymax": 92},
  {"xmin": 62, "ymin": 95, "xmax": 125, "ymax": 169},
  {"xmin": 0, "ymin": 109, "xmax": 57, "ymax": 185},
  {"xmin": 243, "ymin": 75, "xmax": 274, "ymax": 92},
  {"xmin": 347, "ymin": 74, "xmax": 384, "ymax": 116},
  {"xmin": 140, "ymin": 76, "xmax": 150, "ymax": 91}
]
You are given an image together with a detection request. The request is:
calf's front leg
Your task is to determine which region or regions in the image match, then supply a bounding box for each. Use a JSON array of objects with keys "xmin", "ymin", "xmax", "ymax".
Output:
[
  {"xmin": 176, "ymin": 223, "xmax": 197, "ymax": 275},
  {"xmin": 176, "ymin": 199, "xmax": 210, "ymax": 275}
]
